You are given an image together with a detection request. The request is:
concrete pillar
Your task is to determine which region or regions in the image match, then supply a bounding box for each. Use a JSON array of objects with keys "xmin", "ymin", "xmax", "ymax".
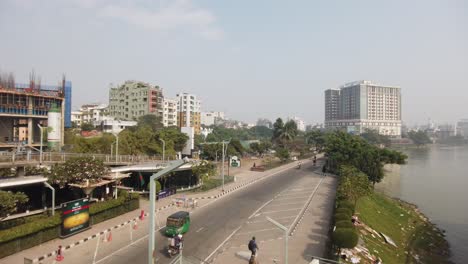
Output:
[{"xmin": 28, "ymin": 118, "xmax": 33, "ymax": 145}]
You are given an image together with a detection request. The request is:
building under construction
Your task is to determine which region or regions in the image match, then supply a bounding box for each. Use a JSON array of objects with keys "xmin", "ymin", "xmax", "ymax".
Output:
[{"xmin": 0, "ymin": 72, "xmax": 71, "ymax": 151}]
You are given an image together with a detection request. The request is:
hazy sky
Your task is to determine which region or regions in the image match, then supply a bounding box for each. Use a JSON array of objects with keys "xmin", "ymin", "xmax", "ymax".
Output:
[{"xmin": 1, "ymin": 0, "xmax": 467, "ymax": 125}]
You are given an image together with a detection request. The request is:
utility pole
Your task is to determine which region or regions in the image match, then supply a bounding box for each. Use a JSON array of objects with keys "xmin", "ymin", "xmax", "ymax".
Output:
[
  {"xmin": 115, "ymin": 134, "xmax": 119, "ymax": 162},
  {"xmin": 159, "ymin": 138, "xmax": 165, "ymax": 161},
  {"xmin": 267, "ymin": 216, "xmax": 288, "ymax": 264},
  {"xmin": 149, "ymin": 159, "xmax": 189, "ymax": 264},
  {"xmin": 37, "ymin": 124, "xmax": 43, "ymax": 164}
]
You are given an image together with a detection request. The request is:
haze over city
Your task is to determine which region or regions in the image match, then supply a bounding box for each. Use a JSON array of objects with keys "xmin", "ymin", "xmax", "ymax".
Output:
[{"xmin": 1, "ymin": 0, "xmax": 467, "ymax": 124}]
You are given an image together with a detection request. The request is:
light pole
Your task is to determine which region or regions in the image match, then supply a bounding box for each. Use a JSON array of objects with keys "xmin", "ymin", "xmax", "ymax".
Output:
[
  {"xmin": 159, "ymin": 138, "xmax": 165, "ymax": 161},
  {"xmin": 149, "ymin": 158, "xmax": 189, "ymax": 264},
  {"xmin": 221, "ymin": 140, "xmax": 230, "ymax": 192},
  {"xmin": 37, "ymin": 124, "xmax": 43, "ymax": 164},
  {"xmin": 266, "ymin": 216, "xmax": 288, "ymax": 264}
]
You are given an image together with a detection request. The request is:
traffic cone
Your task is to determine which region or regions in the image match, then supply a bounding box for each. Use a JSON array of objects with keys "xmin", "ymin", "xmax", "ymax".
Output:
[
  {"xmin": 55, "ymin": 245, "xmax": 64, "ymax": 261},
  {"xmin": 140, "ymin": 210, "xmax": 145, "ymax": 220},
  {"xmin": 107, "ymin": 231, "xmax": 112, "ymax": 242}
]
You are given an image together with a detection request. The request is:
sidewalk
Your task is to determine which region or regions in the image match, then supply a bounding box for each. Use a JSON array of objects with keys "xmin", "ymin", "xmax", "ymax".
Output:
[{"xmin": 1, "ymin": 158, "xmax": 301, "ymax": 264}]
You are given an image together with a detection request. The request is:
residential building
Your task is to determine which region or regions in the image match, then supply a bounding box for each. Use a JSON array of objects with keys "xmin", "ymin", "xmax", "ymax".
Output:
[
  {"xmin": 99, "ymin": 119, "xmax": 137, "ymax": 134},
  {"xmin": 163, "ymin": 98, "xmax": 178, "ymax": 127},
  {"xmin": 324, "ymin": 80, "xmax": 402, "ymax": 137},
  {"xmin": 290, "ymin": 117, "xmax": 306, "ymax": 132},
  {"xmin": 324, "ymin": 89, "xmax": 340, "ymax": 122},
  {"xmin": 108, "ymin": 81, "xmax": 164, "ymax": 121},
  {"xmin": 201, "ymin": 111, "xmax": 225, "ymax": 126},
  {"xmin": 176, "ymin": 93, "xmax": 201, "ymax": 134},
  {"xmin": 457, "ymin": 119, "xmax": 468, "ymax": 139},
  {"xmin": 71, "ymin": 111, "xmax": 83, "ymax": 127},
  {"xmin": 0, "ymin": 74, "xmax": 66, "ymax": 149},
  {"xmin": 80, "ymin": 103, "xmax": 110, "ymax": 126}
]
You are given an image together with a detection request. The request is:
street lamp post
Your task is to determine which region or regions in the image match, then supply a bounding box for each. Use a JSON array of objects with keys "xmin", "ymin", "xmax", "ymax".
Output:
[
  {"xmin": 37, "ymin": 124, "xmax": 43, "ymax": 164},
  {"xmin": 149, "ymin": 158, "xmax": 189, "ymax": 264},
  {"xmin": 221, "ymin": 140, "xmax": 230, "ymax": 192},
  {"xmin": 159, "ymin": 138, "xmax": 165, "ymax": 161},
  {"xmin": 266, "ymin": 216, "xmax": 288, "ymax": 264}
]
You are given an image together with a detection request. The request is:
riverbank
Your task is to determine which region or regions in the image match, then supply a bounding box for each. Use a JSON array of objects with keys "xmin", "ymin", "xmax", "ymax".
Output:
[{"xmin": 347, "ymin": 192, "xmax": 452, "ymax": 264}]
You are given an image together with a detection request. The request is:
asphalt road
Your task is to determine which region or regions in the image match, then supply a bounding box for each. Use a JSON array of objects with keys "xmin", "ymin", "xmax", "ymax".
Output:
[{"xmin": 98, "ymin": 160, "xmax": 319, "ymax": 264}]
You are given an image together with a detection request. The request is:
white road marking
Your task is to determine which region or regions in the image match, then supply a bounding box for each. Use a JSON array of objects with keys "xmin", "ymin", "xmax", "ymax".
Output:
[
  {"xmin": 95, "ymin": 225, "xmax": 165, "ymax": 264},
  {"xmin": 274, "ymin": 196, "xmax": 310, "ymax": 201},
  {"xmin": 247, "ymin": 215, "xmax": 296, "ymax": 224},
  {"xmin": 260, "ymin": 208, "xmax": 303, "ymax": 214},
  {"xmin": 196, "ymin": 227, "xmax": 205, "ymax": 233},
  {"xmin": 267, "ymin": 201, "xmax": 305, "ymax": 207},
  {"xmin": 203, "ymin": 226, "xmax": 242, "ymax": 263},
  {"xmin": 248, "ymin": 199, "xmax": 273, "ymax": 219},
  {"xmin": 235, "ymin": 228, "xmax": 281, "ymax": 236},
  {"xmin": 277, "ymin": 190, "xmax": 317, "ymax": 196}
]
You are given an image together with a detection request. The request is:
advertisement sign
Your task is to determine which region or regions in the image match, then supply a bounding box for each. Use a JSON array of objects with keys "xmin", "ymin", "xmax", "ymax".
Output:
[
  {"xmin": 230, "ymin": 156, "xmax": 241, "ymax": 167},
  {"xmin": 61, "ymin": 198, "xmax": 91, "ymax": 238}
]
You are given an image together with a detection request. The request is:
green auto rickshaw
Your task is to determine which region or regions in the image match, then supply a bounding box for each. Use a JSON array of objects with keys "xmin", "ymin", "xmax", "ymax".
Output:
[{"xmin": 165, "ymin": 211, "xmax": 191, "ymax": 237}]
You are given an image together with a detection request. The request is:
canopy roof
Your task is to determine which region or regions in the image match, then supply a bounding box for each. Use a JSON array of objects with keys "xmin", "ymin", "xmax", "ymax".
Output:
[{"xmin": 0, "ymin": 176, "xmax": 47, "ymax": 189}]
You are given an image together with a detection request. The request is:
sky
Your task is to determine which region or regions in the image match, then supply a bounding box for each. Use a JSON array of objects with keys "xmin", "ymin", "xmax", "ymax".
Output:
[{"xmin": 1, "ymin": 0, "xmax": 467, "ymax": 126}]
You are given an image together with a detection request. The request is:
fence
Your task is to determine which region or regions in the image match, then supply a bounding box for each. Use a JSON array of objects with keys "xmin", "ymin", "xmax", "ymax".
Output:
[{"xmin": 0, "ymin": 152, "xmax": 169, "ymax": 165}]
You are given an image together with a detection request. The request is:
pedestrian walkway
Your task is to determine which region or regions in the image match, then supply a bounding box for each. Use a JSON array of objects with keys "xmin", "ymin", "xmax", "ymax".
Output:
[{"xmin": 1, "ymin": 158, "xmax": 302, "ymax": 264}]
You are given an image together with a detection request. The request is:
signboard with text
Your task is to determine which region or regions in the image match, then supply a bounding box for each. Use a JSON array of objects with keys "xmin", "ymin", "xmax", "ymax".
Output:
[
  {"xmin": 61, "ymin": 198, "xmax": 91, "ymax": 238},
  {"xmin": 230, "ymin": 156, "xmax": 241, "ymax": 167}
]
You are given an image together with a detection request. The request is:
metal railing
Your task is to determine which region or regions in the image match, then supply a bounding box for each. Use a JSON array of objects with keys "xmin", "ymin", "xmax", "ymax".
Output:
[{"xmin": 0, "ymin": 152, "xmax": 172, "ymax": 165}]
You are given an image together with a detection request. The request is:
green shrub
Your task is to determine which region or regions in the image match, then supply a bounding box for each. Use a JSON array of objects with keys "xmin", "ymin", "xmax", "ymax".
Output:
[
  {"xmin": 0, "ymin": 214, "xmax": 61, "ymax": 243},
  {"xmin": 334, "ymin": 213, "xmax": 351, "ymax": 223},
  {"xmin": 332, "ymin": 228, "xmax": 358, "ymax": 249},
  {"xmin": 335, "ymin": 208, "xmax": 353, "ymax": 217},
  {"xmin": 0, "ymin": 190, "xmax": 140, "ymax": 258},
  {"xmin": 335, "ymin": 220, "xmax": 354, "ymax": 229},
  {"xmin": 337, "ymin": 200, "xmax": 355, "ymax": 212}
]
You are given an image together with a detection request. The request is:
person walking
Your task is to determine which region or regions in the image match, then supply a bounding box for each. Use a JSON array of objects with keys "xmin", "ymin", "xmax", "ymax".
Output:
[{"xmin": 248, "ymin": 236, "xmax": 259, "ymax": 257}]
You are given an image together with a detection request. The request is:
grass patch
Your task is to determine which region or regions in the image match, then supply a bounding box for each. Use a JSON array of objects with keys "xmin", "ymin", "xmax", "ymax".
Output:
[{"xmin": 355, "ymin": 193, "xmax": 451, "ymax": 264}]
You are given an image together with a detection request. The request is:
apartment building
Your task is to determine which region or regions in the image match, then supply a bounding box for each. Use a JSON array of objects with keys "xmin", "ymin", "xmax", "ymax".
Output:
[
  {"xmin": 201, "ymin": 111, "xmax": 225, "ymax": 126},
  {"xmin": 176, "ymin": 93, "xmax": 201, "ymax": 134},
  {"xmin": 324, "ymin": 80, "xmax": 402, "ymax": 136},
  {"xmin": 108, "ymin": 81, "xmax": 163, "ymax": 121},
  {"xmin": 163, "ymin": 98, "xmax": 178, "ymax": 127}
]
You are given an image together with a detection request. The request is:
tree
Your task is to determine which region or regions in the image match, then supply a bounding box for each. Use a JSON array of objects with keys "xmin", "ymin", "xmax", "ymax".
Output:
[
  {"xmin": 47, "ymin": 157, "xmax": 109, "ymax": 188},
  {"xmin": 0, "ymin": 190, "xmax": 29, "ymax": 219},
  {"xmin": 137, "ymin": 114, "xmax": 163, "ymax": 131},
  {"xmin": 275, "ymin": 147, "xmax": 290, "ymax": 162},
  {"xmin": 272, "ymin": 118, "xmax": 284, "ymax": 143},
  {"xmin": 192, "ymin": 160, "xmax": 216, "ymax": 183},
  {"xmin": 81, "ymin": 122, "xmax": 95, "ymax": 132},
  {"xmin": 279, "ymin": 120, "xmax": 298, "ymax": 144},
  {"xmin": 361, "ymin": 128, "xmax": 391, "ymax": 146},
  {"xmin": 337, "ymin": 166, "xmax": 372, "ymax": 206},
  {"xmin": 408, "ymin": 130, "xmax": 431, "ymax": 146}
]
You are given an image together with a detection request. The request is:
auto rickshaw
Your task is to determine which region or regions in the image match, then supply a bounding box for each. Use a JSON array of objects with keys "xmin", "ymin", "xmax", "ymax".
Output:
[{"xmin": 165, "ymin": 211, "xmax": 191, "ymax": 237}]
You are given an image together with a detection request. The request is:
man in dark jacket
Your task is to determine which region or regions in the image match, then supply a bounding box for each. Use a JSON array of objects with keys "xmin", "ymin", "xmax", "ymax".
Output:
[{"xmin": 248, "ymin": 236, "xmax": 259, "ymax": 256}]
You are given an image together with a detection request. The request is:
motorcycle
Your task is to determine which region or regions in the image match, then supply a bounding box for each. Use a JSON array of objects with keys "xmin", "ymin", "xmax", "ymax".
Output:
[{"xmin": 167, "ymin": 245, "xmax": 180, "ymax": 257}]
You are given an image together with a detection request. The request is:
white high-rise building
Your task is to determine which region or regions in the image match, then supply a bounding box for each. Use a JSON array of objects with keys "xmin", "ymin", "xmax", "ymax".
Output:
[
  {"xmin": 291, "ymin": 117, "xmax": 306, "ymax": 132},
  {"xmin": 201, "ymin": 111, "xmax": 225, "ymax": 126},
  {"xmin": 163, "ymin": 98, "xmax": 178, "ymax": 127},
  {"xmin": 324, "ymin": 80, "xmax": 402, "ymax": 137}
]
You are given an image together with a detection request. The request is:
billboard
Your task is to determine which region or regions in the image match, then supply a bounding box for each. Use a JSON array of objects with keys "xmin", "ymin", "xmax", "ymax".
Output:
[
  {"xmin": 230, "ymin": 156, "xmax": 241, "ymax": 167},
  {"xmin": 61, "ymin": 198, "xmax": 91, "ymax": 238}
]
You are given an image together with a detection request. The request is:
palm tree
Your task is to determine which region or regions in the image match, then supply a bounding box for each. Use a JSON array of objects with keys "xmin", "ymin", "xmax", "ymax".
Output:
[{"xmin": 278, "ymin": 120, "xmax": 298, "ymax": 146}]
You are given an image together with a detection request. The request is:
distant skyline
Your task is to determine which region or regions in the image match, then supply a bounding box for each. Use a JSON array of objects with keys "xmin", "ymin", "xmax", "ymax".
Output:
[{"xmin": 1, "ymin": 0, "xmax": 467, "ymax": 125}]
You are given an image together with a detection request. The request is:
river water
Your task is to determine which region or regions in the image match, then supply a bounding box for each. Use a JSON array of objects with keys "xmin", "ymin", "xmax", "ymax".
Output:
[{"xmin": 376, "ymin": 145, "xmax": 468, "ymax": 264}]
